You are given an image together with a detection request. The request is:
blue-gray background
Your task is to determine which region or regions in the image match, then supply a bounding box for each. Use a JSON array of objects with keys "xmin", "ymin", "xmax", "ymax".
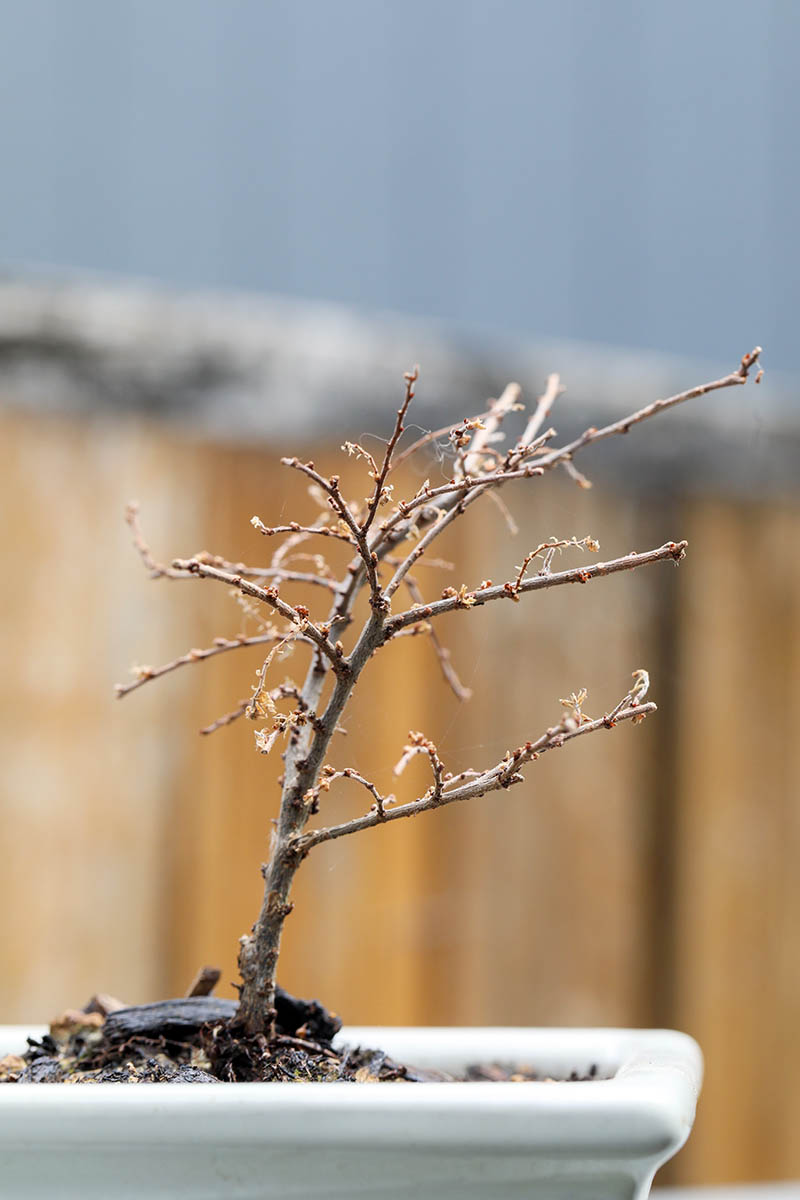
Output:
[{"xmin": 0, "ymin": 0, "xmax": 795, "ymax": 368}]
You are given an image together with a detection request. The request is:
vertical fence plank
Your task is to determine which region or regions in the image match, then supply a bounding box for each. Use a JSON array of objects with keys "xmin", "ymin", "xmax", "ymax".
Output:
[
  {"xmin": 0, "ymin": 412, "xmax": 213, "ymax": 1017},
  {"xmin": 672, "ymin": 500, "xmax": 800, "ymax": 1183}
]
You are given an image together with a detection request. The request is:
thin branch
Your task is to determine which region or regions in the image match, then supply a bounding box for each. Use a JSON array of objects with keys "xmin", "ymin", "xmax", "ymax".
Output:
[
  {"xmin": 126, "ymin": 506, "xmax": 338, "ymax": 591},
  {"xmin": 519, "ymin": 372, "xmax": 563, "ymax": 446},
  {"xmin": 603, "ymin": 668, "xmax": 650, "ymax": 726},
  {"xmin": 385, "ymin": 541, "xmax": 688, "ymax": 635},
  {"xmin": 405, "ymin": 576, "xmax": 472, "ymax": 701},
  {"xmin": 393, "ymin": 730, "xmax": 445, "ymax": 794},
  {"xmin": 247, "ymin": 652, "xmax": 281, "ymax": 720},
  {"xmin": 533, "ymin": 348, "xmax": 763, "ymax": 476},
  {"xmin": 196, "ymin": 551, "xmax": 340, "ymax": 592},
  {"xmin": 382, "ymin": 505, "xmax": 456, "ymax": 602},
  {"xmin": 200, "ymin": 701, "xmax": 250, "ymax": 736},
  {"xmin": 303, "ymin": 765, "xmax": 394, "ymax": 820},
  {"xmin": 361, "ymin": 365, "xmax": 418, "ymax": 537},
  {"xmin": 486, "ymin": 489, "xmax": 519, "ymax": 536},
  {"xmin": 125, "ymin": 502, "xmax": 186, "ymax": 579},
  {"xmin": 251, "ymin": 515, "xmax": 355, "ymax": 548},
  {"xmin": 170, "ymin": 558, "xmax": 345, "ymax": 672},
  {"xmin": 114, "ymin": 632, "xmax": 296, "ymax": 698},
  {"xmin": 511, "ymin": 535, "xmax": 599, "ymax": 593},
  {"xmin": 562, "ymin": 460, "xmax": 593, "ymax": 490},
  {"xmin": 296, "ymin": 697, "xmax": 657, "ymax": 852},
  {"xmin": 462, "ymin": 382, "xmax": 523, "ymax": 476}
]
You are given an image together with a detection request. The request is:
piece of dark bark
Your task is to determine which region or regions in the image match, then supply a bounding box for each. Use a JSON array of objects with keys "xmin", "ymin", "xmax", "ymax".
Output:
[
  {"xmin": 104, "ymin": 997, "xmax": 238, "ymax": 1042},
  {"xmin": 75, "ymin": 1060, "xmax": 220, "ymax": 1084},
  {"xmin": 273, "ymin": 987, "xmax": 342, "ymax": 1042},
  {"xmin": 104, "ymin": 986, "xmax": 342, "ymax": 1045},
  {"xmin": 18, "ymin": 1058, "xmax": 63, "ymax": 1083}
]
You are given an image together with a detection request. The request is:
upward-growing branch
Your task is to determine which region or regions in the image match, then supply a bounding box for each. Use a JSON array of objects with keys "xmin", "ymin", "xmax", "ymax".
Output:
[{"xmin": 119, "ymin": 347, "xmax": 762, "ymax": 1037}]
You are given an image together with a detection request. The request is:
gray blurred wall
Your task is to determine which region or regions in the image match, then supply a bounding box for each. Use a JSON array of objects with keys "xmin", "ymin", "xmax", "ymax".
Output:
[{"xmin": 0, "ymin": 0, "xmax": 796, "ymax": 370}]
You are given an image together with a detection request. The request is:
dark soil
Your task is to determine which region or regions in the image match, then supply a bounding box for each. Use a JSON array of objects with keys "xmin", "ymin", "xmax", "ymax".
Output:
[{"xmin": 0, "ymin": 988, "xmax": 600, "ymax": 1085}]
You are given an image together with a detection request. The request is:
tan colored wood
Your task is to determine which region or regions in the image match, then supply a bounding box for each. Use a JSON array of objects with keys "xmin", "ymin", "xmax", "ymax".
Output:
[
  {"xmin": 671, "ymin": 501, "xmax": 800, "ymax": 1184},
  {"xmin": 0, "ymin": 411, "xmax": 212, "ymax": 1017}
]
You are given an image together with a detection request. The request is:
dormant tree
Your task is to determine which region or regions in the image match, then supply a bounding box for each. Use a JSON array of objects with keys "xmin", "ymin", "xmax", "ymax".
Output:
[{"xmin": 119, "ymin": 347, "xmax": 762, "ymax": 1038}]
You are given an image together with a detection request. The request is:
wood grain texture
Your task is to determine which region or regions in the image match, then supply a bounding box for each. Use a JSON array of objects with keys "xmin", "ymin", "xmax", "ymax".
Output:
[{"xmin": 672, "ymin": 502, "xmax": 800, "ymax": 1184}]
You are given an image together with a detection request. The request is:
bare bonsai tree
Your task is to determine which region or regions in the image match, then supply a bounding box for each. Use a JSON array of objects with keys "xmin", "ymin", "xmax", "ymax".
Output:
[{"xmin": 118, "ymin": 348, "xmax": 762, "ymax": 1038}]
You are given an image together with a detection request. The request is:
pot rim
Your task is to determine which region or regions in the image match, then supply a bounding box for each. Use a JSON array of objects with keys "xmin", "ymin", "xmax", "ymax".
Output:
[{"xmin": 0, "ymin": 1025, "xmax": 701, "ymax": 1156}]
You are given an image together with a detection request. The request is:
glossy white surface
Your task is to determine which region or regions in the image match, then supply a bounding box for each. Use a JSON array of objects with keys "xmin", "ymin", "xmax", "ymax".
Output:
[{"xmin": 0, "ymin": 1026, "xmax": 702, "ymax": 1199}]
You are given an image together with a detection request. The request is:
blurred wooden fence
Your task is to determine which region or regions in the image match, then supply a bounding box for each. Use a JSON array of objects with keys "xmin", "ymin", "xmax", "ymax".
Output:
[{"xmin": 1, "ymin": 405, "xmax": 799, "ymax": 1188}]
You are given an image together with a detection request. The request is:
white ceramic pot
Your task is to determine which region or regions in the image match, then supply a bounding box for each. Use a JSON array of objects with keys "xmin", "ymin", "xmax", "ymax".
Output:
[{"xmin": 0, "ymin": 1025, "xmax": 701, "ymax": 1200}]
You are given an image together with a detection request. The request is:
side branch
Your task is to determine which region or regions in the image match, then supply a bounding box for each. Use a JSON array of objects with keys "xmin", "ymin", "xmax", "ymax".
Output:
[
  {"xmin": 127, "ymin": 505, "xmax": 337, "ymax": 592},
  {"xmin": 114, "ymin": 631, "xmax": 300, "ymax": 698},
  {"xmin": 295, "ymin": 699, "xmax": 656, "ymax": 852},
  {"xmin": 250, "ymin": 515, "xmax": 355, "ymax": 549},
  {"xmin": 303, "ymin": 766, "xmax": 394, "ymax": 819},
  {"xmin": 385, "ymin": 542, "xmax": 687, "ymax": 635},
  {"xmin": 534, "ymin": 348, "xmax": 762, "ymax": 474},
  {"xmin": 405, "ymin": 575, "xmax": 472, "ymax": 701},
  {"xmin": 125, "ymin": 502, "xmax": 187, "ymax": 579},
  {"xmin": 171, "ymin": 558, "xmax": 345, "ymax": 672}
]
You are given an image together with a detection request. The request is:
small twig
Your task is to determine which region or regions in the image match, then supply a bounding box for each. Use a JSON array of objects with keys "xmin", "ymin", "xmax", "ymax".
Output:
[
  {"xmin": 127, "ymin": 505, "xmax": 339, "ymax": 592},
  {"xmin": 512, "ymin": 535, "xmax": 599, "ymax": 594},
  {"xmin": 248, "ymin": 654, "xmax": 278, "ymax": 720},
  {"xmin": 200, "ymin": 701, "xmax": 250, "ymax": 736},
  {"xmin": 361, "ymin": 365, "xmax": 418, "ymax": 537},
  {"xmin": 304, "ymin": 765, "xmax": 394, "ymax": 820},
  {"xmin": 603, "ymin": 669, "xmax": 650, "ymax": 726},
  {"xmin": 382, "ymin": 505, "xmax": 454, "ymax": 602},
  {"xmin": 125, "ymin": 502, "xmax": 186, "ymax": 578},
  {"xmin": 519, "ymin": 373, "xmax": 563, "ymax": 446},
  {"xmin": 115, "ymin": 632, "xmax": 296, "ymax": 698},
  {"xmin": 533, "ymin": 349, "xmax": 763, "ymax": 475},
  {"xmin": 391, "ymin": 622, "xmax": 432, "ymax": 639},
  {"xmin": 405, "ymin": 576, "xmax": 472, "ymax": 701},
  {"xmin": 393, "ymin": 730, "xmax": 446, "ymax": 798},
  {"xmin": 251, "ymin": 515, "xmax": 355, "ymax": 547},
  {"xmin": 462, "ymin": 382, "xmax": 523, "ymax": 476},
  {"xmin": 195, "ymin": 552, "xmax": 340, "ymax": 592},
  {"xmin": 486, "ymin": 489, "xmax": 519, "ymax": 536},
  {"xmin": 562, "ymin": 460, "xmax": 593, "ymax": 490}
]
